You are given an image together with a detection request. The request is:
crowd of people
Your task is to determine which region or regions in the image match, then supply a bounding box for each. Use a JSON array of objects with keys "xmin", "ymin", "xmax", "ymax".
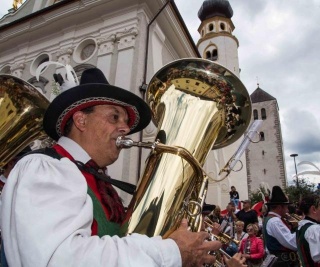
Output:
[
  {"xmin": 203, "ymin": 185, "xmax": 320, "ymax": 267},
  {"xmin": 0, "ymin": 67, "xmax": 319, "ymax": 267}
]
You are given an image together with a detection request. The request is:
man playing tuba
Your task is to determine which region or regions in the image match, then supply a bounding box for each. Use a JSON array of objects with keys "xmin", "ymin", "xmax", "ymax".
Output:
[{"xmin": 0, "ymin": 68, "xmax": 222, "ymax": 267}]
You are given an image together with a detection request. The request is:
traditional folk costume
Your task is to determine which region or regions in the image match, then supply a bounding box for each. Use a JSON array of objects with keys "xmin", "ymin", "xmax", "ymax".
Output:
[
  {"xmin": 0, "ymin": 68, "xmax": 181, "ymax": 267},
  {"xmin": 263, "ymin": 186, "xmax": 298, "ymax": 267},
  {"xmin": 296, "ymin": 217, "xmax": 320, "ymax": 267},
  {"xmin": 0, "ymin": 175, "xmax": 6, "ymax": 192}
]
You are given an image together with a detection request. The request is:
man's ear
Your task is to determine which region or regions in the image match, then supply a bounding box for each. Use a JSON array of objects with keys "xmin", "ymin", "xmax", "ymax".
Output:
[{"xmin": 73, "ymin": 111, "xmax": 87, "ymax": 131}]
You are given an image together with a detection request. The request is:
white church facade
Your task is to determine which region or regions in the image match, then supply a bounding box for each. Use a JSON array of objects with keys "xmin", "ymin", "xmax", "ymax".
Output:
[{"xmin": 0, "ymin": 0, "xmax": 287, "ymax": 207}]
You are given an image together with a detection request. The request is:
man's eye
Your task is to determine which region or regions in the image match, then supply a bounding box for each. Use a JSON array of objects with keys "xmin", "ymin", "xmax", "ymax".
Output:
[{"xmin": 108, "ymin": 114, "xmax": 119, "ymax": 123}]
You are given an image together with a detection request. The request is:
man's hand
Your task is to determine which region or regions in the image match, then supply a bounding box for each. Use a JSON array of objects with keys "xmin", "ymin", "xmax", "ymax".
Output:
[
  {"xmin": 224, "ymin": 253, "xmax": 247, "ymax": 267},
  {"xmin": 169, "ymin": 219, "xmax": 222, "ymax": 267}
]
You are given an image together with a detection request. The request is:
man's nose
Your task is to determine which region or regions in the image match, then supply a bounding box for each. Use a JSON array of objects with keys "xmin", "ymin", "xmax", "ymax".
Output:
[{"xmin": 118, "ymin": 121, "xmax": 130, "ymax": 135}]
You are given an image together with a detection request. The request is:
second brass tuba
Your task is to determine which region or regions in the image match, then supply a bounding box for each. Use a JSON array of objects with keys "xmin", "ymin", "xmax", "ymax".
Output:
[
  {"xmin": 120, "ymin": 58, "xmax": 252, "ymax": 237},
  {"xmin": 0, "ymin": 75, "xmax": 50, "ymax": 168}
]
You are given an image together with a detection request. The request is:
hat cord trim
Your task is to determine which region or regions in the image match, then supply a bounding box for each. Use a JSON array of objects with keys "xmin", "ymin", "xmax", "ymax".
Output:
[{"xmin": 56, "ymin": 97, "xmax": 140, "ymax": 137}]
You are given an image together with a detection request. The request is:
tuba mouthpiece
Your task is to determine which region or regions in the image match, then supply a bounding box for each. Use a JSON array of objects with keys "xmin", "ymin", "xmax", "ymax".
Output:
[{"xmin": 116, "ymin": 136, "xmax": 134, "ymax": 148}]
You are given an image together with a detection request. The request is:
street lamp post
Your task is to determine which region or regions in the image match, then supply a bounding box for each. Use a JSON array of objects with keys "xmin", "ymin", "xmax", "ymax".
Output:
[{"xmin": 290, "ymin": 153, "xmax": 299, "ymax": 187}]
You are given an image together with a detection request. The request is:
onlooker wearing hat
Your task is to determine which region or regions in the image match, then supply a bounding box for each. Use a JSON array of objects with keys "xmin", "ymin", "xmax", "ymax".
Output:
[
  {"xmin": 262, "ymin": 186, "xmax": 298, "ymax": 267},
  {"xmin": 0, "ymin": 68, "xmax": 222, "ymax": 267},
  {"xmin": 236, "ymin": 200, "xmax": 258, "ymax": 232},
  {"xmin": 296, "ymin": 194, "xmax": 320, "ymax": 266}
]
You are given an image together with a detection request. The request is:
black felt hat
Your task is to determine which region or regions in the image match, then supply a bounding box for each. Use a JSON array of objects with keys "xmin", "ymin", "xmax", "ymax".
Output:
[
  {"xmin": 43, "ymin": 68, "xmax": 151, "ymax": 141},
  {"xmin": 265, "ymin": 186, "xmax": 292, "ymax": 206}
]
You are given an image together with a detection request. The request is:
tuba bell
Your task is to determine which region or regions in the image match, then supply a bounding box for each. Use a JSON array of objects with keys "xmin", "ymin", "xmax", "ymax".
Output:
[
  {"xmin": 119, "ymin": 58, "xmax": 252, "ymax": 237},
  {"xmin": 0, "ymin": 75, "xmax": 50, "ymax": 168}
]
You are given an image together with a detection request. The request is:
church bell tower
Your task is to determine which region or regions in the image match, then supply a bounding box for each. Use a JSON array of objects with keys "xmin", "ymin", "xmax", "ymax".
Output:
[
  {"xmin": 197, "ymin": 0, "xmax": 249, "ymax": 206},
  {"xmin": 197, "ymin": 0, "xmax": 240, "ymax": 77}
]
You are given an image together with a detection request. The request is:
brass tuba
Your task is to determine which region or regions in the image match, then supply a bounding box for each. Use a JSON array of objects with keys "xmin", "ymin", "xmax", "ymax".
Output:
[
  {"xmin": 119, "ymin": 58, "xmax": 252, "ymax": 237},
  {"xmin": 0, "ymin": 75, "xmax": 50, "ymax": 168}
]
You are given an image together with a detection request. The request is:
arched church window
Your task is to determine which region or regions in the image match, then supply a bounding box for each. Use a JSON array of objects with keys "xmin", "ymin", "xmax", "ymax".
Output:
[
  {"xmin": 261, "ymin": 108, "xmax": 266, "ymax": 120},
  {"xmin": 260, "ymin": 132, "xmax": 265, "ymax": 141},
  {"xmin": 220, "ymin": 23, "xmax": 225, "ymax": 31},
  {"xmin": 212, "ymin": 49, "xmax": 218, "ymax": 60},
  {"xmin": 206, "ymin": 51, "xmax": 212, "ymax": 60},
  {"xmin": 253, "ymin": 109, "xmax": 258, "ymax": 120},
  {"xmin": 209, "ymin": 23, "xmax": 214, "ymax": 31}
]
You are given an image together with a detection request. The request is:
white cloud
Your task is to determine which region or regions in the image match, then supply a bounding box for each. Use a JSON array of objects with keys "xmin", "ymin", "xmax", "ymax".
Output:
[{"xmin": 175, "ymin": 0, "xmax": 320, "ymax": 185}]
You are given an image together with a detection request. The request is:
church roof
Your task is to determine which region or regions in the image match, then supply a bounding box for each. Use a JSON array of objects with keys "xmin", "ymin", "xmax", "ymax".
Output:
[
  {"xmin": 250, "ymin": 86, "xmax": 276, "ymax": 103},
  {"xmin": 198, "ymin": 0, "xmax": 233, "ymax": 21}
]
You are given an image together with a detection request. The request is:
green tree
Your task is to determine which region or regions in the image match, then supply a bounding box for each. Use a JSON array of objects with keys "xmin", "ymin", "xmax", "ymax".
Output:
[
  {"xmin": 284, "ymin": 177, "xmax": 316, "ymax": 206},
  {"xmin": 249, "ymin": 185, "xmax": 270, "ymax": 205}
]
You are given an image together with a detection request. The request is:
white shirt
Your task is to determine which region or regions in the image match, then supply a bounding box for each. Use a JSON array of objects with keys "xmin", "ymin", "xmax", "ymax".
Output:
[
  {"xmin": 266, "ymin": 212, "xmax": 297, "ymax": 251},
  {"xmin": 298, "ymin": 219, "xmax": 320, "ymax": 263},
  {"xmin": 0, "ymin": 136, "xmax": 181, "ymax": 267},
  {"xmin": 0, "ymin": 174, "xmax": 7, "ymax": 184}
]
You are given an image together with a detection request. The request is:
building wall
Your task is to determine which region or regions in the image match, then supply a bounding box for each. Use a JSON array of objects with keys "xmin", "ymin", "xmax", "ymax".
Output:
[
  {"xmin": 246, "ymin": 100, "xmax": 287, "ymax": 193},
  {"xmin": 0, "ymin": 0, "xmax": 199, "ymax": 205}
]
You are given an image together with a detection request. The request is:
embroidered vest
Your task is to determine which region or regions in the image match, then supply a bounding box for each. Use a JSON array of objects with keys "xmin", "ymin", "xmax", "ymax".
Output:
[
  {"xmin": 50, "ymin": 145, "xmax": 125, "ymax": 237},
  {"xmin": 296, "ymin": 223, "xmax": 320, "ymax": 267},
  {"xmin": 263, "ymin": 214, "xmax": 292, "ymax": 253}
]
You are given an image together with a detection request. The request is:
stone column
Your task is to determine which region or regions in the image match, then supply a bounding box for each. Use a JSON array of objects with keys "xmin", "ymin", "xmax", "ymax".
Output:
[
  {"xmin": 114, "ymin": 26, "xmax": 138, "ymax": 90},
  {"xmin": 96, "ymin": 34, "xmax": 116, "ymax": 80}
]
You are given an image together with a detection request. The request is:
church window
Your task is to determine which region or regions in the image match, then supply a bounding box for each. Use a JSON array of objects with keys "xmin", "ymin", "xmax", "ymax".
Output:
[
  {"xmin": 81, "ymin": 44, "xmax": 95, "ymax": 61},
  {"xmin": 263, "ymin": 169, "xmax": 267, "ymax": 174},
  {"xmin": 261, "ymin": 108, "xmax": 266, "ymax": 119},
  {"xmin": 74, "ymin": 38, "xmax": 97, "ymax": 64},
  {"xmin": 209, "ymin": 23, "xmax": 214, "ymax": 31},
  {"xmin": 220, "ymin": 23, "xmax": 225, "ymax": 31},
  {"xmin": 260, "ymin": 132, "xmax": 265, "ymax": 141},
  {"xmin": 253, "ymin": 109, "xmax": 258, "ymax": 120},
  {"xmin": 212, "ymin": 49, "xmax": 218, "ymax": 60},
  {"xmin": 30, "ymin": 53, "xmax": 50, "ymax": 76},
  {"xmin": 206, "ymin": 51, "xmax": 211, "ymax": 59}
]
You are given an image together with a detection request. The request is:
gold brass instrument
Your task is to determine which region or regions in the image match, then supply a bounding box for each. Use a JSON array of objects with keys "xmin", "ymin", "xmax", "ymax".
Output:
[
  {"xmin": 203, "ymin": 217, "xmax": 240, "ymax": 246},
  {"xmin": 283, "ymin": 213, "xmax": 302, "ymax": 229},
  {"xmin": 119, "ymin": 58, "xmax": 252, "ymax": 237},
  {"xmin": 203, "ymin": 218, "xmax": 234, "ymax": 267},
  {"xmin": 0, "ymin": 75, "xmax": 50, "ymax": 168}
]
